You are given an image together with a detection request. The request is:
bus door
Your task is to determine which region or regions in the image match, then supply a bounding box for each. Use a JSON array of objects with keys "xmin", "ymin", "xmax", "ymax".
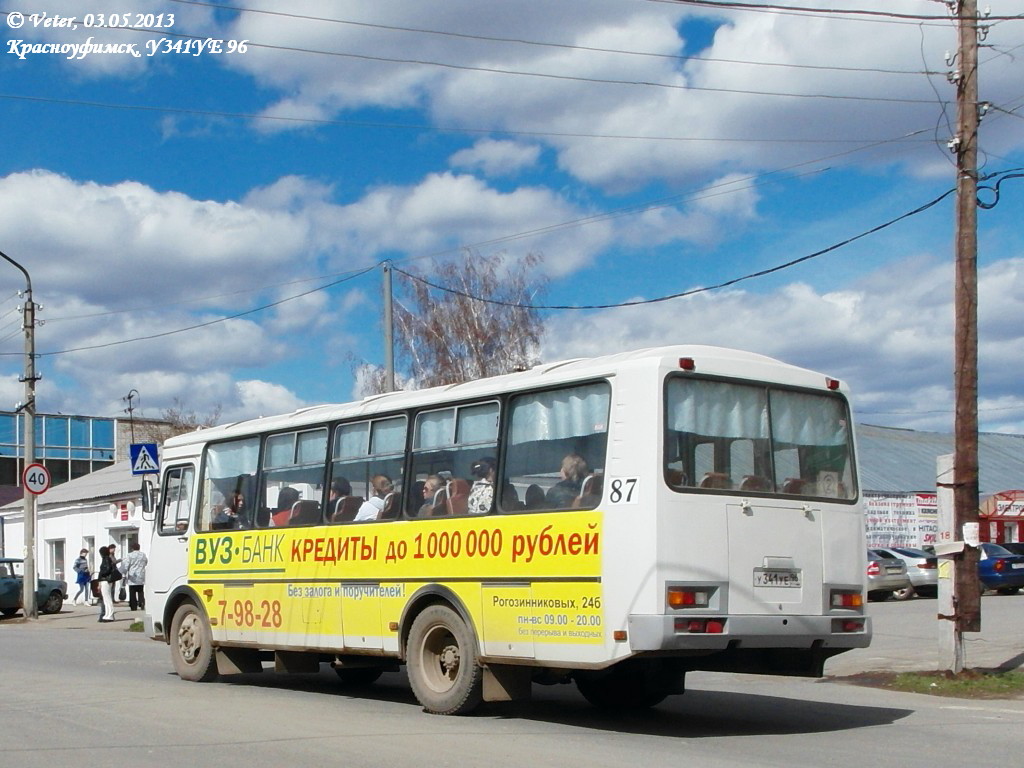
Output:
[
  {"xmin": 148, "ymin": 464, "xmax": 196, "ymax": 607},
  {"xmin": 726, "ymin": 501, "xmax": 824, "ymax": 616}
]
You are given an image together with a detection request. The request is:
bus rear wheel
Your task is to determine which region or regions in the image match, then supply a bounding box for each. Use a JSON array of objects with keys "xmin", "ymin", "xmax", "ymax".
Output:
[
  {"xmin": 170, "ymin": 602, "xmax": 218, "ymax": 683},
  {"xmin": 406, "ymin": 604, "xmax": 482, "ymax": 715}
]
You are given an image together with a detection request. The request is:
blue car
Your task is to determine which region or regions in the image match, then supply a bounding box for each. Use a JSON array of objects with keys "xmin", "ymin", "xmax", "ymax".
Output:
[
  {"xmin": 978, "ymin": 543, "xmax": 1024, "ymax": 594},
  {"xmin": 0, "ymin": 558, "xmax": 67, "ymax": 616}
]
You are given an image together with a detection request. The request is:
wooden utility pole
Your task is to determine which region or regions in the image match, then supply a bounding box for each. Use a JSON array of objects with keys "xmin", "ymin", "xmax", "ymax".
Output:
[{"xmin": 952, "ymin": 0, "xmax": 981, "ymax": 633}]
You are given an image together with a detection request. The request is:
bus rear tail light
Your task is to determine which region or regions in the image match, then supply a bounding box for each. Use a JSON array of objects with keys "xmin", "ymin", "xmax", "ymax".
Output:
[
  {"xmin": 667, "ymin": 587, "xmax": 710, "ymax": 608},
  {"xmin": 831, "ymin": 591, "xmax": 863, "ymax": 608},
  {"xmin": 674, "ymin": 618, "xmax": 725, "ymax": 634},
  {"xmin": 832, "ymin": 619, "xmax": 865, "ymax": 633}
]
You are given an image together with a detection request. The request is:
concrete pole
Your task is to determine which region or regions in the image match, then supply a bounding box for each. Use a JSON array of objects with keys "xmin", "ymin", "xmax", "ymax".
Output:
[
  {"xmin": 936, "ymin": 454, "xmax": 964, "ymax": 672},
  {"xmin": 383, "ymin": 261, "xmax": 395, "ymax": 393},
  {"xmin": 1, "ymin": 249, "xmax": 38, "ymax": 619}
]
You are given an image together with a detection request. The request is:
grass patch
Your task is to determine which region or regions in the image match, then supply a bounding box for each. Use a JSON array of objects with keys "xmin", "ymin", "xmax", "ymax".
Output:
[
  {"xmin": 841, "ymin": 668, "xmax": 1024, "ymax": 699},
  {"xmin": 126, "ymin": 620, "xmax": 144, "ymax": 632}
]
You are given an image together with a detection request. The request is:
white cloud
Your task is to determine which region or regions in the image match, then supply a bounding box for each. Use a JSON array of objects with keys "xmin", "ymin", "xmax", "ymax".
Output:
[
  {"xmin": 210, "ymin": 1, "xmax": 1023, "ymax": 193},
  {"xmin": 449, "ymin": 139, "xmax": 541, "ymax": 177},
  {"xmin": 542, "ymin": 255, "xmax": 1024, "ymax": 433}
]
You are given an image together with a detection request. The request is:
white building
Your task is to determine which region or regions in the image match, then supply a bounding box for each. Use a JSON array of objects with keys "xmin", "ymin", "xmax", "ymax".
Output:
[{"xmin": 0, "ymin": 460, "xmax": 152, "ymax": 581}]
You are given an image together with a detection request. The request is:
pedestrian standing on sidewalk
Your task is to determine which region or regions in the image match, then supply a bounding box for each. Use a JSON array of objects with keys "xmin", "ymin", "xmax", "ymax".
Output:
[
  {"xmin": 71, "ymin": 548, "xmax": 91, "ymax": 605},
  {"xmin": 108, "ymin": 544, "xmax": 123, "ymax": 603},
  {"xmin": 120, "ymin": 542, "xmax": 148, "ymax": 611},
  {"xmin": 96, "ymin": 546, "xmax": 120, "ymax": 622}
]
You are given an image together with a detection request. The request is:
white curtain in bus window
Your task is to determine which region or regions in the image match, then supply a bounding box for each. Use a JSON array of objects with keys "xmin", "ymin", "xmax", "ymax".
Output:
[
  {"xmin": 508, "ymin": 384, "xmax": 610, "ymax": 444},
  {"xmin": 505, "ymin": 382, "xmax": 610, "ymax": 511},
  {"xmin": 666, "ymin": 379, "xmax": 770, "ymax": 491},
  {"xmin": 769, "ymin": 390, "xmax": 854, "ymax": 499},
  {"xmin": 335, "ymin": 421, "xmax": 370, "ymax": 458}
]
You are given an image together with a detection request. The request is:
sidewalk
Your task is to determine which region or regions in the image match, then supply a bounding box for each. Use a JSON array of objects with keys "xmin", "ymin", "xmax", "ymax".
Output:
[{"xmin": 14, "ymin": 600, "xmax": 145, "ymax": 630}]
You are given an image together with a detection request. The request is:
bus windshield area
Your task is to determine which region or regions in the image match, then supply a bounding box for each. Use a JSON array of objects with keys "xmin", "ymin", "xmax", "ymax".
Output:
[{"xmin": 663, "ymin": 377, "xmax": 856, "ymax": 500}]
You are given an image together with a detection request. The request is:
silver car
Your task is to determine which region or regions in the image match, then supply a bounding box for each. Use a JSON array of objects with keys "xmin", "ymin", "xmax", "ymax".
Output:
[
  {"xmin": 866, "ymin": 549, "xmax": 912, "ymax": 602},
  {"xmin": 872, "ymin": 547, "xmax": 938, "ymax": 600}
]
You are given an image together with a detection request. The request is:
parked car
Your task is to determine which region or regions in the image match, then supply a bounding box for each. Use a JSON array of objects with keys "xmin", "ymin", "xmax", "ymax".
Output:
[
  {"xmin": 872, "ymin": 547, "xmax": 938, "ymax": 599},
  {"xmin": 0, "ymin": 558, "xmax": 66, "ymax": 616},
  {"xmin": 866, "ymin": 549, "xmax": 912, "ymax": 601},
  {"xmin": 978, "ymin": 543, "xmax": 1024, "ymax": 595}
]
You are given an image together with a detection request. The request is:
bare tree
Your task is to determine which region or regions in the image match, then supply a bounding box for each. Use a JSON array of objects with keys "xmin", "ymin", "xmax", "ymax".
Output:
[
  {"xmin": 161, "ymin": 398, "xmax": 222, "ymax": 434},
  {"xmin": 359, "ymin": 250, "xmax": 547, "ymax": 394},
  {"xmin": 133, "ymin": 398, "xmax": 222, "ymax": 444}
]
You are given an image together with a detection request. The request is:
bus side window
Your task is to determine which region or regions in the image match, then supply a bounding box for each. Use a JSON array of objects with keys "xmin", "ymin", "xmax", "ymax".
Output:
[{"xmin": 159, "ymin": 465, "xmax": 195, "ymax": 535}]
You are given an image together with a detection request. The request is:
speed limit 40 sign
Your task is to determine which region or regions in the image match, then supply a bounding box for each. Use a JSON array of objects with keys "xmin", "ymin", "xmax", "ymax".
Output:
[{"xmin": 23, "ymin": 463, "xmax": 51, "ymax": 495}]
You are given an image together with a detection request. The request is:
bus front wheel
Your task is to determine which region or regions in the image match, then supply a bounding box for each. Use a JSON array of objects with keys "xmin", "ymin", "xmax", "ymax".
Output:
[
  {"xmin": 406, "ymin": 604, "xmax": 482, "ymax": 715},
  {"xmin": 170, "ymin": 602, "xmax": 218, "ymax": 683}
]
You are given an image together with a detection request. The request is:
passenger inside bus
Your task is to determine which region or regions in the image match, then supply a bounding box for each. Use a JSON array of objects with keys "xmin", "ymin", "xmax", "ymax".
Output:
[
  {"xmin": 355, "ymin": 474, "xmax": 393, "ymax": 521},
  {"xmin": 327, "ymin": 478, "xmax": 352, "ymax": 521},
  {"xmin": 545, "ymin": 453, "xmax": 590, "ymax": 508},
  {"xmin": 271, "ymin": 487, "xmax": 301, "ymax": 527},
  {"xmin": 418, "ymin": 474, "xmax": 445, "ymax": 516}
]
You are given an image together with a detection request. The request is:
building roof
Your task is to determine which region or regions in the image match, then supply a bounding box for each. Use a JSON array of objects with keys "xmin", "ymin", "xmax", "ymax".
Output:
[
  {"xmin": 858, "ymin": 424, "xmax": 1024, "ymax": 495},
  {"xmin": 0, "ymin": 460, "xmax": 143, "ymax": 514}
]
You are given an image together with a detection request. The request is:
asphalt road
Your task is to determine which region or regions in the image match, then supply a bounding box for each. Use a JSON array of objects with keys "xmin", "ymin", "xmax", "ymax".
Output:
[{"xmin": 1, "ymin": 595, "xmax": 1022, "ymax": 768}]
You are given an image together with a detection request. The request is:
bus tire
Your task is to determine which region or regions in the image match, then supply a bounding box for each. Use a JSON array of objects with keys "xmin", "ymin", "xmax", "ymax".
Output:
[
  {"xmin": 406, "ymin": 604, "xmax": 482, "ymax": 715},
  {"xmin": 169, "ymin": 602, "xmax": 218, "ymax": 683}
]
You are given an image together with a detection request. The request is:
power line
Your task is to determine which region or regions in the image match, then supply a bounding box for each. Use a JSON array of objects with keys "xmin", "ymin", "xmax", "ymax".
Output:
[
  {"xmin": 0, "ymin": 265, "xmax": 377, "ymax": 358},
  {"xmin": 653, "ymin": 0, "xmax": 1023, "ymax": 23},
  {"xmin": 165, "ymin": 0, "xmax": 938, "ymax": 76},
  {"xmin": 390, "ymin": 187, "xmax": 957, "ymax": 311},
  {"xmin": 47, "ymin": 24, "xmax": 950, "ymax": 106},
  {"xmin": 0, "ymin": 91, "xmax": 942, "ymax": 144}
]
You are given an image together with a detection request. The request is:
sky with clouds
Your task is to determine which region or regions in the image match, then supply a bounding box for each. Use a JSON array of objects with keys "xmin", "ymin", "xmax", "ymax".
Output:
[{"xmin": 0, "ymin": 0, "xmax": 1022, "ymax": 434}]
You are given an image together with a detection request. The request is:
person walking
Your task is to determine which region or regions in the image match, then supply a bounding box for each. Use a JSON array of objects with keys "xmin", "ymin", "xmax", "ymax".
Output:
[
  {"xmin": 71, "ymin": 548, "xmax": 91, "ymax": 605},
  {"xmin": 96, "ymin": 546, "xmax": 120, "ymax": 622},
  {"xmin": 120, "ymin": 542, "xmax": 148, "ymax": 611}
]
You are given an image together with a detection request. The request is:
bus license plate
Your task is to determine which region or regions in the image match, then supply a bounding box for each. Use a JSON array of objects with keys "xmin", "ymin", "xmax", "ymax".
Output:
[{"xmin": 754, "ymin": 569, "xmax": 801, "ymax": 588}]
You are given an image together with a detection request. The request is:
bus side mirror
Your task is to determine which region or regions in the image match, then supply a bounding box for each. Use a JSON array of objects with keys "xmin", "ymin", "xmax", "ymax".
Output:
[{"xmin": 140, "ymin": 478, "xmax": 156, "ymax": 520}]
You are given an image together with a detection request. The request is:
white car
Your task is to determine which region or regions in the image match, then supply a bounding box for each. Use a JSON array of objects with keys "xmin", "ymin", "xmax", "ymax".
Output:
[{"xmin": 871, "ymin": 547, "xmax": 937, "ymax": 600}]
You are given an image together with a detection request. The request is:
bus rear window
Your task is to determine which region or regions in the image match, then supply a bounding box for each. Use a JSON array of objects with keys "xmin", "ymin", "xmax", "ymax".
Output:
[{"xmin": 664, "ymin": 377, "xmax": 855, "ymax": 500}]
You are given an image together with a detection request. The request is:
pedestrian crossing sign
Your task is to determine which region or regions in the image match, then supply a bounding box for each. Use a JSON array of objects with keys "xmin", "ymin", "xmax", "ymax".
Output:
[{"xmin": 130, "ymin": 443, "xmax": 160, "ymax": 475}]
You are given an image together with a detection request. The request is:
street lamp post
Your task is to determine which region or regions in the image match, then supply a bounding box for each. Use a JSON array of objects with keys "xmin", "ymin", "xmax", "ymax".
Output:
[{"xmin": 0, "ymin": 249, "xmax": 39, "ymax": 619}]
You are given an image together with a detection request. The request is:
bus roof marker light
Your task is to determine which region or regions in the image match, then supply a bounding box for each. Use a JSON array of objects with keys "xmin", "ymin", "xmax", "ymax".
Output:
[
  {"xmin": 679, "ymin": 357, "xmax": 696, "ymax": 371},
  {"xmin": 826, "ymin": 377, "xmax": 840, "ymax": 390}
]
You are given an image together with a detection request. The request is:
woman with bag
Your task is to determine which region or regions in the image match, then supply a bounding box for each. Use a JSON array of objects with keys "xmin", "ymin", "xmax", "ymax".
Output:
[
  {"xmin": 96, "ymin": 546, "xmax": 120, "ymax": 622},
  {"xmin": 71, "ymin": 548, "xmax": 91, "ymax": 605}
]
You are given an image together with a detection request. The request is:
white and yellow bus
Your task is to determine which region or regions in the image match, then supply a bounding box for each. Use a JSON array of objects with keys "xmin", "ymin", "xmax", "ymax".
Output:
[{"xmin": 143, "ymin": 345, "xmax": 869, "ymax": 714}]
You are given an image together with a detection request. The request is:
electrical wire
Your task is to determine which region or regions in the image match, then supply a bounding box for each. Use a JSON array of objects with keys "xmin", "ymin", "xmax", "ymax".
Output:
[
  {"xmin": 652, "ymin": 0, "xmax": 1023, "ymax": 23},
  {"xmin": 18, "ymin": 25, "xmax": 947, "ymax": 106},
  {"xmin": 164, "ymin": 0, "xmax": 940, "ymax": 76},
  {"xmin": 390, "ymin": 187, "xmax": 957, "ymax": 311},
  {"xmin": 0, "ymin": 265, "xmax": 377, "ymax": 358},
  {"xmin": 0, "ymin": 92, "xmax": 943, "ymax": 144}
]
